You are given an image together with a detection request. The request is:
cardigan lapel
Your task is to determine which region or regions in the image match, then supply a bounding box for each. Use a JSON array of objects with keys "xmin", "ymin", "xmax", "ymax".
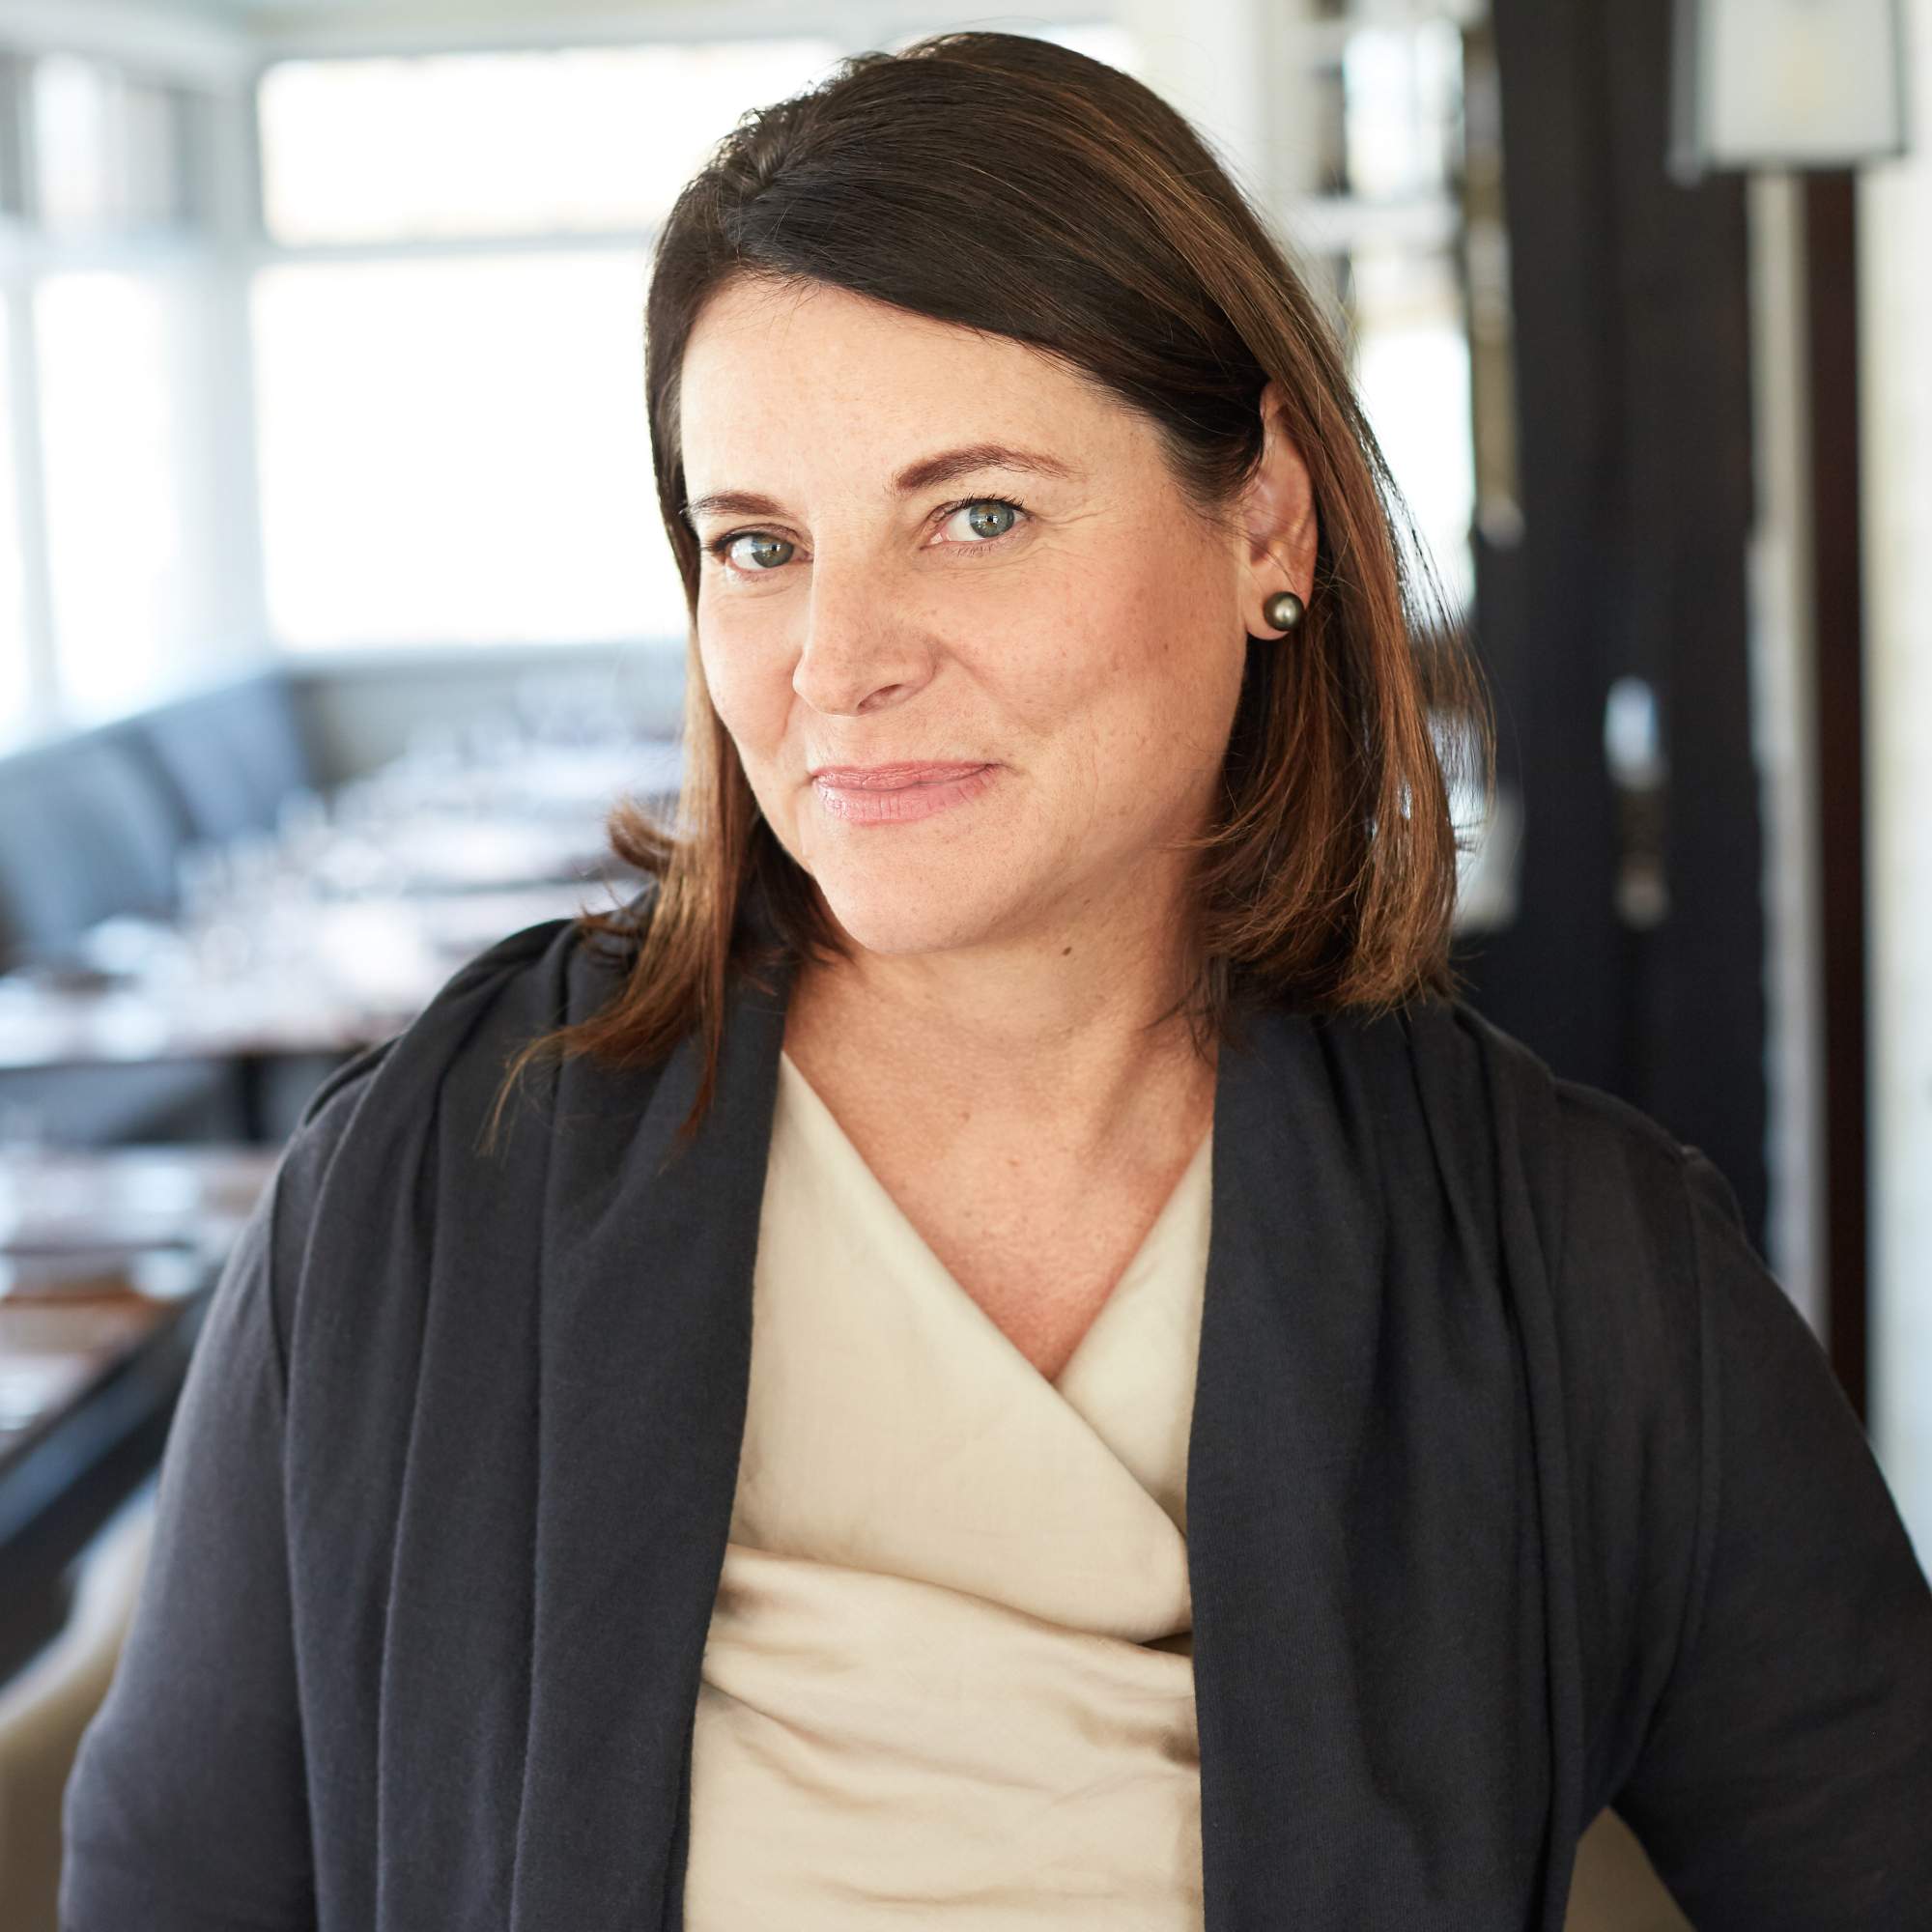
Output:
[
  {"xmin": 1186, "ymin": 997, "xmax": 1571, "ymax": 1927},
  {"xmin": 506, "ymin": 939, "xmax": 796, "ymax": 1931},
  {"xmin": 497, "ymin": 937, "xmax": 1576, "ymax": 1930}
]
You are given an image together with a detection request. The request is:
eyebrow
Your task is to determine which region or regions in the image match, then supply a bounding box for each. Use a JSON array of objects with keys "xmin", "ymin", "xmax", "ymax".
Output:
[{"xmin": 681, "ymin": 442, "xmax": 1081, "ymax": 530}]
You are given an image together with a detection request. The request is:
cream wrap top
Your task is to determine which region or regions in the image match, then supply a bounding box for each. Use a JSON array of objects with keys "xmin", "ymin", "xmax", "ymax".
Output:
[{"xmin": 683, "ymin": 1045, "xmax": 1215, "ymax": 1926}]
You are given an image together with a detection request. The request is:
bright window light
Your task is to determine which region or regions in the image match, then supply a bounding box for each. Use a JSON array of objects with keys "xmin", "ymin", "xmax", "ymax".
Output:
[
  {"xmin": 1037, "ymin": 21, "xmax": 1143, "ymax": 74},
  {"xmin": 34, "ymin": 53, "xmax": 192, "ymax": 235},
  {"xmin": 1349, "ymin": 247, "xmax": 1476, "ymax": 615},
  {"xmin": 1341, "ymin": 20, "xmax": 1462, "ymax": 202},
  {"xmin": 37, "ymin": 270, "xmax": 214, "ymax": 712},
  {"xmin": 882, "ymin": 20, "xmax": 1143, "ymax": 75},
  {"xmin": 253, "ymin": 251, "xmax": 687, "ymax": 650},
  {"xmin": 0, "ymin": 305, "xmax": 31, "ymax": 736},
  {"xmin": 258, "ymin": 40, "xmax": 842, "ymax": 243}
]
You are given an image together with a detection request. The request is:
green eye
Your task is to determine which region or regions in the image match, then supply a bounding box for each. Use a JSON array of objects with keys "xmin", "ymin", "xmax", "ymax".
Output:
[
  {"xmin": 709, "ymin": 531, "xmax": 793, "ymax": 570},
  {"xmin": 960, "ymin": 500, "xmax": 1018, "ymax": 540}
]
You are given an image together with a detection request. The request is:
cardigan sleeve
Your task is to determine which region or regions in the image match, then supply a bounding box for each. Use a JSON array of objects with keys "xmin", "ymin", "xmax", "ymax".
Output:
[
  {"xmin": 59, "ymin": 1047, "xmax": 388, "ymax": 1932},
  {"xmin": 1609, "ymin": 1143, "xmax": 1932, "ymax": 1927}
]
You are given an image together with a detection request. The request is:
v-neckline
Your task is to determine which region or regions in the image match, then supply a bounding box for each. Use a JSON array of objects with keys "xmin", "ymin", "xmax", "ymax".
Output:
[{"xmin": 774, "ymin": 1045, "xmax": 1211, "ymax": 1391}]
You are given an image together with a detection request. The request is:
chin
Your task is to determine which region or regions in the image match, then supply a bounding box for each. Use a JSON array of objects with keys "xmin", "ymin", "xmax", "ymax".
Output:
[{"xmin": 810, "ymin": 870, "xmax": 1012, "ymax": 958}]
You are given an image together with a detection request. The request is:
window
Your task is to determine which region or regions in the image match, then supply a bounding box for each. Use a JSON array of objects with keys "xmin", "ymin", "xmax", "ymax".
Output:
[
  {"xmin": 251, "ymin": 37, "xmax": 842, "ymax": 652},
  {"xmin": 1340, "ymin": 18, "xmax": 1462, "ymax": 201},
  {"xmin": 887, "ymin": 19, "xmax": 1142, "ymax": 73},
  {"xmin": 256, "ymin": 41, "xmax": 845, "ymax": 245},
  {"xmin": 1350, "ymin": 244, "xmax": 1476, "ymax": 614},
  {"xmin": 0, "ymin": 307, "xmax": 31, "ymax": 739},
  {"xmin": 37, "ymin": 268, "xmax": 218, "ymax": 712},
  {"xmin": 0, "ymin": 43, "xmax": 226, "ymax": 737},
  {"xmin": 33, "ymin": 52, "xmax": 201, "ymax": 237},
  {"xmin": 1286, "ymin": 5, "xmax": 1487, "ymax": 617},
  {"xmin": 253, "ymin": 250, "xmax": 670, "ymax": 649}
]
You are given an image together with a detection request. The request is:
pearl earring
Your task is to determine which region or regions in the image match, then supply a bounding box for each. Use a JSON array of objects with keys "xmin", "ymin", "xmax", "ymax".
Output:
[{"xmin": 1263, "ymin": 590, "xmax": 1306, "ymax": 634}]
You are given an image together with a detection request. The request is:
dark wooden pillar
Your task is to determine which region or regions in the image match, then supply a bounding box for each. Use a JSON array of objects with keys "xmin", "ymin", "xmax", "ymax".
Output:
[
  {"xmin": 1469, "ymin": 0, "xmax": 1767, "ymax": 1251},
  {"xmin": 1803, "ymin": 174, "xmax": 1869, "ymax": 1419}
]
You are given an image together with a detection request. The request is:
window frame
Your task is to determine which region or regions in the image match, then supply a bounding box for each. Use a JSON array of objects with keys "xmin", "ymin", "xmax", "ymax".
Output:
[{"xmin": 0, "ymin": 19, "xmax": 255, "ymax": 750}]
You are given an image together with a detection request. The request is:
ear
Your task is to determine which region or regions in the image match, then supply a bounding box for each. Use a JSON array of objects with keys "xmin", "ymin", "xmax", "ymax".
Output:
[{"xmin": 1237, "ymin": 379, "xmax": 1318, "ymax": 626}]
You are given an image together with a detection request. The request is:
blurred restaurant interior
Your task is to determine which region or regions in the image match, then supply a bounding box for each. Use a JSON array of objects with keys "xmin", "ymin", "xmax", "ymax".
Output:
[{"xmin": 0, "ymin": 0, "xmax": 1926, "ymax": 1922}]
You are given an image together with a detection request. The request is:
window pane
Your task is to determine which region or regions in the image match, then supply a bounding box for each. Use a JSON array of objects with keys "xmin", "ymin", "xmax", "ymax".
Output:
[
  {"xmin": 1348, "ymin": 245, "xmax": 1475, "ymax": 614},
  {"xmin": 33, "ymin": 54, "xmax": 197, "ymax": 236},
  {"xmin": 253, "ymin": 252, "xmax": 684, "ymax": 649},
  {"xmin": 882, "ymin": 20, "xmax": 1143, "ymax": 74},
  {"xmin": 980, "ymin": 21, "xmax": 1144, "ymax": 75},
  {"xmin": 37, "ymin": 270, "xmax": 215, "ymax": 712},
  {"xmin": 258, "ymin": 40, "xmax": 841, "ymax": 244},
  {"xmin": 1033, "ymin": 22, "xmax": 1143, "ymax": 76},
  {"xmin": 1341, "ymin": 21, "xmax": 1463, "ymax": 202},
  {"xmin": 0, "ymin": 304, "xmax": 30, "ymax": 736}
]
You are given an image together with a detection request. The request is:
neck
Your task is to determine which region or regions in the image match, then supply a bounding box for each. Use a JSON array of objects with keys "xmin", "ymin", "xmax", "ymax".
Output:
[{"xmin": 780, "ymin": 898, "xmax": 1216, "ymax": 1174}]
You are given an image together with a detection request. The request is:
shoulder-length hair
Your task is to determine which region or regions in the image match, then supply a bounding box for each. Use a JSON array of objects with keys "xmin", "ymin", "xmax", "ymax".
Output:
[{"xmin": 488, "ymin": 27, "xmax": 1493, "ymax": 1152}]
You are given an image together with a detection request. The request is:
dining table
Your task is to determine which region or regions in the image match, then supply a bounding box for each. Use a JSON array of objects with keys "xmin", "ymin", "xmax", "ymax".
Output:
[
  {"xmin": 0, "ymin": 883, "xmax": 619, "ymax": 1066},
  {"xmin": 0, "ymin": 872, "xmax": 637, "ymax": 1141},
  {"xmin": 0, "ymin": 1143, "xmax": 281, "ymax": 1684}
]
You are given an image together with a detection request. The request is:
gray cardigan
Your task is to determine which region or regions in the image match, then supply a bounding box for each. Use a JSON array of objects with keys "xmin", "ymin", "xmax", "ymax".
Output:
[{"xmin": 60, "ymin": 895, "xmax": 1932, "ymax": 1929}]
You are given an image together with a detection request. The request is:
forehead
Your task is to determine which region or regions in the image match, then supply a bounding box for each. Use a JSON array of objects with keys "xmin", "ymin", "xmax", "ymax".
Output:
[{"xmin": 676, "ymin": 277, "xmax": 1124, "ymax": 489}]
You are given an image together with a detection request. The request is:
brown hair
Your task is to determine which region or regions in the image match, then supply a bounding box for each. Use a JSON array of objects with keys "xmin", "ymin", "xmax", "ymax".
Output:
[{"xmin": 485, "ymin": 27, "xmax": 1493, "ymax": 1153}]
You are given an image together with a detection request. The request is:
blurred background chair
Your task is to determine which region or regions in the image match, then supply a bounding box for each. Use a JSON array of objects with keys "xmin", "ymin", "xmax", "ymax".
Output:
[
  {"xmin": 128, "ymin": 668, "xmax": 319, "ymax": 852},
  {"xmin": 0, "ymin": 732, "xmax": 183, "ymax": 962},
  {"xmin": 0, "ymin": 719, "xmax": 250, "ymax": 1145},
  {"xmin": 0, "ymin": 1481, "xmax": 156, "ymax": 1932},
  {"xmin": 0, "ymin": 668, "xmax": 336, "ymax": 1148}
]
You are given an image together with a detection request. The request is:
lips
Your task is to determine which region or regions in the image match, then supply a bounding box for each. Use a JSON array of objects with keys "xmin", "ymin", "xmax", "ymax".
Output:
[
  {"xmin": 810, "ymin": 763, "xmax": 991, "ymax": 789},
  {"xmin": 809, "ymin": 761, "xmax": 1001, "ymax": 825}
]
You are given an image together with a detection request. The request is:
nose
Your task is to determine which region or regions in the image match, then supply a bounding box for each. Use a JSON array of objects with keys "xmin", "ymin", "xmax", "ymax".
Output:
[{"xmin": 790, "ymin": 565, "xmax": 937, "ymax": 717}]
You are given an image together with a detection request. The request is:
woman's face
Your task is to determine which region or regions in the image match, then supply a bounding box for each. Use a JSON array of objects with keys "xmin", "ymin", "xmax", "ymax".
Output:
[{"xmin": 677, "ymin": 275, "xmax": 1309, "ymax": 964}]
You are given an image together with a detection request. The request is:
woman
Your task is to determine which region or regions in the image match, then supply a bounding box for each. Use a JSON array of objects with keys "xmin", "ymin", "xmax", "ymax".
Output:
[{"xmin": 62, "ymin": 30, "xmax": 1931, "ymax": 1932}]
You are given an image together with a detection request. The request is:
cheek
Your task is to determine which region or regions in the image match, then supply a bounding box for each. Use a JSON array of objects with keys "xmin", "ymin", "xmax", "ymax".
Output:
[
  {"xmin": 1087, "ymin": 566, "xmax": 1232, "ymax": 733},
  {"xmin": 1075, "ymin": 581, "xmax": 1243, "ymax": 800},
  {"xmin": 1140, "ymin": 552, "xmax": 1244, "ymax": 720},
  {"xmin": 697, "ymin": 631, "xmax": 786, "ymax": 762}
]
